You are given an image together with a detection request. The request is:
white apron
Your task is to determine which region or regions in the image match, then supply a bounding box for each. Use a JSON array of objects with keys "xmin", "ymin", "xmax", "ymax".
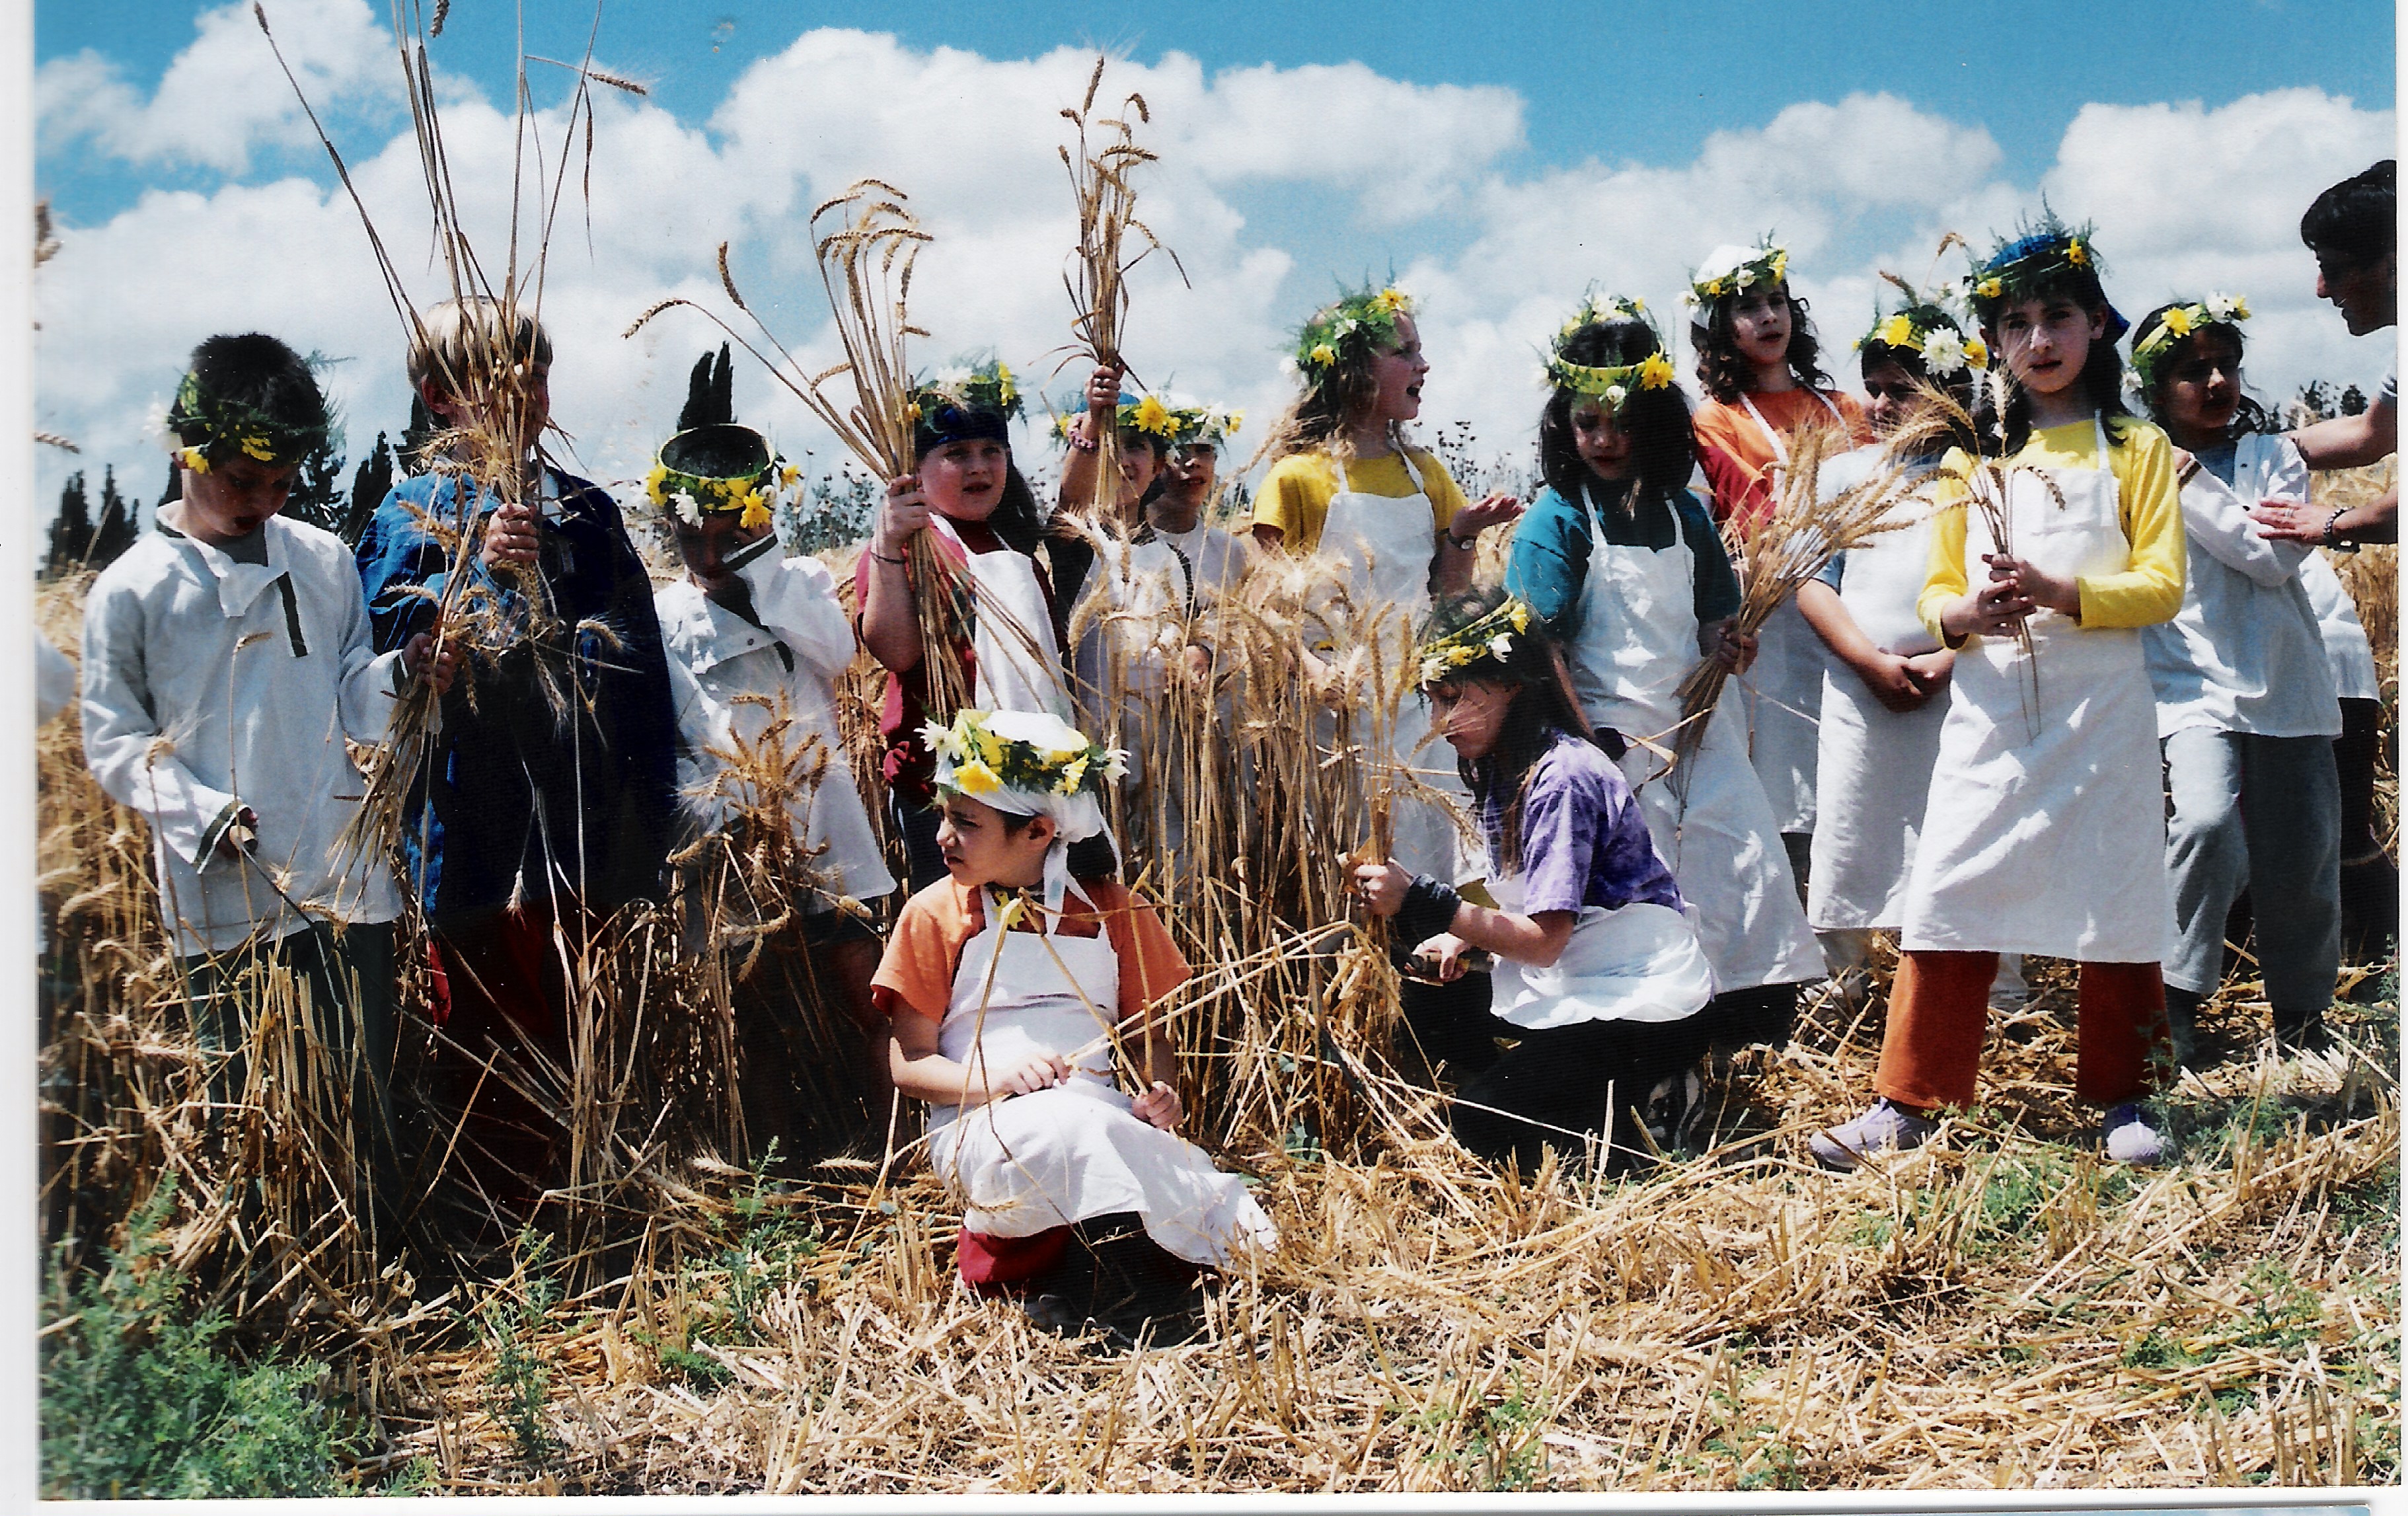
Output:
[
  {"xmin": 1484, "ymin": 873, "xmax": 1715, "ymax": 1030},
  {"xmin": 1733, "ymin": 391, "xmax": 1846, "ymax": 833},
  {"xmin": 1900, "ymin": 421, "xmax": 2173, "ymax": 961},
  {"xmin": 927, "ymin": 899, "xmax": 1276, "ymax": 1266},
  {"xmin": 1807, "ymin": 495, "xmax": 1947, "ymax": 930},
  {"xmin": 1071, "ymin": 533, "xmax": 1195, "ymax": 876},
  {"xmin": 927, "ymin": 514, "xmax": 1073, "ymax": 720},
  {"xmin": 1562, "ymin": 486, "xmax": 1823, "ymax": 991},
  {"xmin": 1313, "ymin": 452, "xmax": 1470, "ymax": 882}
]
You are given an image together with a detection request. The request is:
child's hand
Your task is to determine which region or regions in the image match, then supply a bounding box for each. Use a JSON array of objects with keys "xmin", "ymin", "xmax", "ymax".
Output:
[
  {"xmin": 1413, "ymin": 932, "xmax": 1475, "ymax": 983},
  {"xmin": 215, "ymin": 805, "xmax": 260, "ymax": 860},
  {"xmin": 989, "ymin": 1052, "xmax": 1072, "ymax": 1100},
  {"xmin": 1450, "ymin": 491, "xmax": 1524, "ymax": 540},
  {"xmin": 1131, "ymin": 1079, "xmax": 1183, "ymax": 1131},
  {"xmin": 878, "ymin": 475, "xmax": 932, "ymax": 558},
  {"xmin": 1712, "ymin": 623, "xmax": 1759, "ymax": 675},
  {"xmin": 1850, "ymin": 650, "xmax": 1932, "ymax": 712},
  {"xmin": 480, "ymin": 498, "xmax": 540, "ymax": 570},
  {"xmin": 1943, "ymin": 568, "xmax": 2035, "ymax": 640},
  {"xmin": 1984, "ymin": 552, "xmax": 2079, "ymax": 617},
  {"xmin": 1083, "ymin": 363, "xmax": 1123, "ymax": 422},
  {"xmin": 1902, "ymin": 648, "xmax": 1955, "ymax": 696},
  {"xmin": 1351, "ymin": 858, "xmax": 1411, "ymax": 917},
  {"xmin": 403, "ymin": 630, "xmax": 461, "ymax": 696}
]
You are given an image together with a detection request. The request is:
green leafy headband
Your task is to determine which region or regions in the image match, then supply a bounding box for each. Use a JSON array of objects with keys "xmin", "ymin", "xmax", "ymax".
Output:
[
  {"xmin": 2128, "ymin": 293, "xmax": 2251, "ymax": 394},
  {"xmin": 1685, "ymin": 239, "xmax": 1789, "ymax": 309},
  {"xmin": 1546, "ymin": 293, "xmax": 1676, "ymax": 405},
  {"xmin": 909, "ymin": 358, "xmax": 1024, "ymax": 426},
  {"xmin": 163, "ymin": 370, "xmax": 332, "ymax": 475},
  {"xmin": 917, "ymin": 707, "xmax": 1128, "ymax": 799},
  {"xmin": 1415, "ymin": 595, "xmax": 1537, "ymax": 689},
  {"xmin": 1856, "ymin": 305, "xmax": 1988, "ymax": 377},
  {"xmin": 644, "ymin": 424, "xmax": 800, "ymax": 529},
  {"xmin": 1291, "ymin": 285, "xmax": 1415, "ymax": 375}
]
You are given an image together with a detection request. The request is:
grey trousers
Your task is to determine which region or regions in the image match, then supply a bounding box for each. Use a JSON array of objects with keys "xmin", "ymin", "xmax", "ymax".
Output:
[{"xmin": 2162, "ymin": 726, "xmax": 2342, "ymax": 1011}]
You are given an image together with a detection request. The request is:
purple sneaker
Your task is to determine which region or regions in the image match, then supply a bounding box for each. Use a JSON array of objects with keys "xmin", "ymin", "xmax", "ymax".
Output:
[
  {"xmin": 2103, "ymin": 1103, "xmax": 2165, "ymax": 1165},
  {"xmin": 1809, "ymin": 1098, "xmax": 1935, "ymax": 1171}
]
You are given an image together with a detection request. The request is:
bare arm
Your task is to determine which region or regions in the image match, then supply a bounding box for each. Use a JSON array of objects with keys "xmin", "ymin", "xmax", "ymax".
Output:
[
  {"xmin": 1055, "ymin": 364, "xmax": 1121, "ymax": 516},
  {"xmin": 856, "ymin": 476, "xmax": 931, "ymax": 672},
  {"xmin": 1797, "ymin": 578, "xmax": 1932, "ymax": 711},
  {"xmin": 2289, "ymin": 393, "xmax": 2397, "ymax": 471},
  {"xmin": 1352, "ymin": 860, "xmax": 1577, "ymax": 967},
  {"xmin": 885, "ymin": 1001, "xmax": 1071, "ymax": 1108}
]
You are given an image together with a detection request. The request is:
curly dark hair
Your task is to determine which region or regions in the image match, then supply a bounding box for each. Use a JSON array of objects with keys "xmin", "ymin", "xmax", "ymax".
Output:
[
  {"xmin": 2127, "ymin": 306, "xmax": 2272, "ymax": 442},
  {"xmin": 1536, "ymin": 319, "xmax": 1696, "ymax": 500},
  {"xmin": 1690, "ymin": 285, "xmax": 1832, "ymax": 403}
]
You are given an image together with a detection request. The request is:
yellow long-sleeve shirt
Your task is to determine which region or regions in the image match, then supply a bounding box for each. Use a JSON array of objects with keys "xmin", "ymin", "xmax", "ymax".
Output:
[
  {"xmin": 1250, "ymin": 447, "xmax": 1467, "ymax": 556},
  {"xmin": 1917, "ymin": 416, "xmax": 2186, "ymax": 644}
]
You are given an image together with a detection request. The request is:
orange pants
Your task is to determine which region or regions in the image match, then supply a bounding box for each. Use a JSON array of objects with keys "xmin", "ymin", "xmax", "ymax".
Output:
[{"xmin": 1876, "ymin": 951, "xmax": 2168, "ymax": 1112}]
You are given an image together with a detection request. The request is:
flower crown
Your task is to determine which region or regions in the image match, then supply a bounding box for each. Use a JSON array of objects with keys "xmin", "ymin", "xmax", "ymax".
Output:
[
  {"xmin": 644, "ymin": 424, "xmax": 800, "ymax": 529},
  {"xmin": 1857, "ymin": 305, "xmax": 1988, "ymax": 378},
  {"xmin": 163, "ymin": 370, "xmax": 333, "ymax": 476},
  {"xmin": 1546, "ymin": 293, "xmax": 1677, "ymax": 406},
  {"xmin": 1160, "ymin": 397, "xmax": 1242, "ymax": 449},
  {"xmin": 1963, "ymin": 214, "xmax": 2102, "ymax": 309},
  {"xmin": 1291, "ymin": 284, "xmax": 1415, "ymax": 375},
  {"xmin": 1415, "ymin": 595, "xmax": 1536, "ymax": 689},
  {"xmin": 2128, "ymin": 293, "xmax": 2251, "ymax": 394},
  {"xmin": 919, "ymin": 708, "xmax": 1129, "ymax": 800},
  {"xmin": 909, "ymin": 358, "xmax": 1024, "ymax": 426},
  {"xmin": 1685, "ymin": 239, "xmax": 1789, "ymax": 309}
]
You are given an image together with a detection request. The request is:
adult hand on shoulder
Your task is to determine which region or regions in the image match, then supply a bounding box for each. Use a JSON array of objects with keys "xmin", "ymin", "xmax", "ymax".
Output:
[
  {"xmin": 403, "ymin": 630, "xmax": 461, "ymax": 696},
  {"xmin": 479, "ymin": 498, "xmax": 540, "ymax": 570},
  {"xmin": 2250, "ymin": 497, "xmax": 2327, "ymax": 543},
  {"xmin": 1131, "ymin": 1080, "xmax": 1183, "ymax": 1132}
]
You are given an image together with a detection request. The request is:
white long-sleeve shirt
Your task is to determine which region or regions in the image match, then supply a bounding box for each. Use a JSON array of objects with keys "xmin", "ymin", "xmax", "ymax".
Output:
[
  {"xmin": 656, "ymin": 552, "xmax": 897, "ymax": 907},
  {"xmin": 81, "ymin": 516, "xmax": 406, "ymax": 955},
  {"xmin": 2143, "ymin": 433, "xmax": 2341, "ymax": 739}
]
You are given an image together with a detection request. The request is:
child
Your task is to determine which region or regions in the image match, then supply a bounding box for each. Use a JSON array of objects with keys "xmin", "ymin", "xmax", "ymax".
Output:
[
  {"xmin": 1795, "ymin": 305, "xmax": 1980, "ymax": 970},
  {"xmin": 1053, "ymin": 367, "xmax": 1195, "ymax": 715},
  {"xmin": 1150, "ymin": 396, "xmax": 1253, "ymax": 599},
  {"xmin": 1351, "ymin": 591, "xmax": 1715, "ymax": 1172},
  {"xmin": 1686, "ymin": 240, "xmax": 1871, "ymax": 878},
  {"xmin": 356, "ymin": 297, "xmax": 680, "ymax": 1219},
  {"xmin": 1505, "ymin": 295, "xmax": 1823, "ymax": 1054},
  {"xmin": 1250, "ymin": 284, "xmax": 1521, "ymax": 883},
  {"xmin": 2126, "ymin": 297, "xmax": 2342, "ymax": 1057},
  {"xmin": 858, "ymin": 361, "xmax": 1080, "ymax": 893},
  {"xmin": 1813, "ymin": 219, "xmax": 2185, "ymax": 1168},
  {"xmin": 84, "ymin": 334, "xmax": 453, "ymax": 1192},
  {"xmin": 876, "ymin": 707, "xmax": 1275, "ymax": 1339},
  {"xmin": 650, "ymin": 351, "xmax": 900, "ymax": 1160}
]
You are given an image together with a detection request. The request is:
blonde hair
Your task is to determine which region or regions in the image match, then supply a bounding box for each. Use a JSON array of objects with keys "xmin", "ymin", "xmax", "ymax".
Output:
[{"xmin": 406, "ymin": 297, "xmax": 554, "ymax": 399}]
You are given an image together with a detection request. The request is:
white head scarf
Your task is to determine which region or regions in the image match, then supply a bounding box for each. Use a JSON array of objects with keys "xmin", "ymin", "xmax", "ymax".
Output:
[{"xmin": 924, "ymin": 709, "xmax": 1123, "ymax": 911}]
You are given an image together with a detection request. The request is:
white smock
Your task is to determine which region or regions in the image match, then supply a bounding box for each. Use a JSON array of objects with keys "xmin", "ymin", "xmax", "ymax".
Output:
[
  {"xmin": 1071, "ymin": 531, "xmax": 1189, "ymax": 726},
  {"xmin": 80, "ymin": 516, "xmax": 406, "ymax": 956},
  {"xmin": 1312, "ymin": 451, "xmax": 1471, "ymax": 881},
  {"xmin": 1900, "ymin": 420, "xmax": 2173, "ymax": 961},
  {"xmin": 1153, "ymin": 519, "xmax": 1252, "ymax": 602},
  {"xmin": 2298, "ymin": 550, "xmax": 2380, "ymax": 702},
  {"xmin": 2143, "ymin": 434, "xmax": 2339, "ymax": 739},
  {"xmin": 1732, "ymin": 390, "xmax": 1846, "ymax": 833},
  {"xmin": 926, "ymin": 895, "xmax": 1277, "ymax": 1266},
  {"xmin": 1484, "ymin": 872, "xmax": 1715, "ymax": 1031},
  {"xmin": 1560, "ymin": 486, "xmax": 1823, "ymax": 991},
  {"xmin": 657, "ymin": 552, "xmax": 897, "ymax": 905},
  {"xmin": 926, "ymin": 513, "xmax": 1074, "ymax": 720},
  {"xmin": 1807, "ymin": 449, "xmax": 1947, "ymax": 930}
]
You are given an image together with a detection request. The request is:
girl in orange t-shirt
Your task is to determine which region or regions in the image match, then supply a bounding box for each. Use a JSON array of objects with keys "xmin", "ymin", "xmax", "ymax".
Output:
[{"xmin": 1685, "ymin": 239, "xmax": 1871, "ymax": 891}]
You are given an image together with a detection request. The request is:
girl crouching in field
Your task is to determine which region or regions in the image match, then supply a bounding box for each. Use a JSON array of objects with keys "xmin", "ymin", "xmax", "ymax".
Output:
[
  {"xmin": 874, "ymin": 708, "xmax": 1275, "ymax": 1342},
  {"xmin": 1353, "ymin": 590, "xmax": 1716, "ymax": 1172}
]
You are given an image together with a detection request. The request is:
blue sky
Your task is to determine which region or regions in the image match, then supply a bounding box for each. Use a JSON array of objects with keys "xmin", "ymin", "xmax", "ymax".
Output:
[{"xmin": 28, "ymin": 0, "xmax": 2400, "ymax": 508}]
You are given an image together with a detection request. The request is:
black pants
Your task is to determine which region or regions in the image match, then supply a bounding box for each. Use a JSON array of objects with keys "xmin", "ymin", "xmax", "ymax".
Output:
[
  {"xmin": 1453, "ymin": 1013, "xmax": 1711, "ymax": 1176},
  {"xmin": 2335, "ymin": 696, "xmax": 2397, "ymax": 962}
]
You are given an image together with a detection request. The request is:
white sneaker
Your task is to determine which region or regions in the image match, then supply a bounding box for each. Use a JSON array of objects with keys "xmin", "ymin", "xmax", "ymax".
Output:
[
  {"xmin": 2103, "ymin": 1103, "xmax": 2166, "ymax": 1164},
  {"xmin": 1988, "ymin": 952, "xmax": 2029, "ymax": 1012},
  {"xmin": 1809, "ymin": 1098, "xmax": 1935, "ymax": 1171}
]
